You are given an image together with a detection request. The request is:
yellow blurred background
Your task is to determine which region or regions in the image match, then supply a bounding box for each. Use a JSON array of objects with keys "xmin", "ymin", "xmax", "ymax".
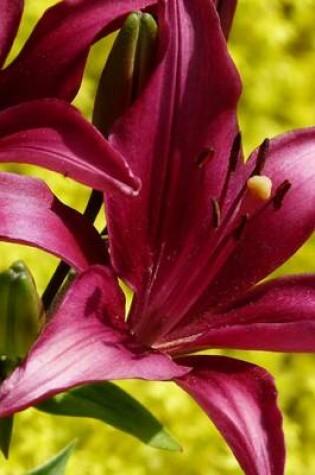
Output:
[{"xmin": 0, "ymin": 1, "xmax": 315, "ymax": 473}]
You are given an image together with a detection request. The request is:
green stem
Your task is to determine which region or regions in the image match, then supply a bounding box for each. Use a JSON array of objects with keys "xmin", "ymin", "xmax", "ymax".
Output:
[{"xmin": 42, "ymin": 189, "xmax": 103, "ymax": 310}]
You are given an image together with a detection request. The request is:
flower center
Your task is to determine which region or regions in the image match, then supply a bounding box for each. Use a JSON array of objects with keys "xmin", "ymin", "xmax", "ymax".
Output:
[{"xmin": 133, "ymin": 136, "xmax": 292, "ymax": 346}]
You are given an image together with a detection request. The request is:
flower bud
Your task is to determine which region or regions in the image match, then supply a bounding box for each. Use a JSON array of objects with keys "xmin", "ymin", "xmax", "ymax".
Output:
[
  {"xmin": 0, "ymin": 261, "xmax": 44, "ymax": 359},
  {"xmin": 93, "ymin": 11, "xmax": 158, "ymax": 136}
]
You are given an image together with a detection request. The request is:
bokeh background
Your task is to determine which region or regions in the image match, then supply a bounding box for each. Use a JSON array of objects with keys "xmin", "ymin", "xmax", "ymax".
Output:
[{"xmin": 1, "ymin": 0, "xmax": 315, "ymax": 473}]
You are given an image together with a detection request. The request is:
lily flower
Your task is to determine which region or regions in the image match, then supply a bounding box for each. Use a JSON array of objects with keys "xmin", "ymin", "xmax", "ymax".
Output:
[{"xmin": 0, "ymin": 1, "xmax": 314, "ymax": 475}]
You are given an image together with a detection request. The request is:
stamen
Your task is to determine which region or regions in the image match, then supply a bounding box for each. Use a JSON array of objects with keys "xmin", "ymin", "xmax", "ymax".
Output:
[
  {"xmin": 195, "ymin": 146, "xmax": 215, "ymax": 168},
  {"xmin": 233, "ymin": 213, "xmax": 249, "ymax": 241},
  {"xmin": 247, "ymin": 175, "xmax": 272, "ymax": 201},
  {"xmin": 229, "ymin": 132, "xmax": 242, "ymax": 172},
  {"xmin": 252, "ymin": 138, "xmax": 270, "ymax": 176},
  {"xmin": 211, "ymin": 198, "xmax": 221, "ymax": 229},
  {"xmin": 273, "ymin": 179, "xmax": 292, "ymax": 209},
  {"xmin": 218, "ymin": 133, "xmax": 242, "ymax": 207}
]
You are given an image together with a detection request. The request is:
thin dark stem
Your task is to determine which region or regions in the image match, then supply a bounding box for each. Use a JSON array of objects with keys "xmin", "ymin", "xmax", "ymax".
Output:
[
  {"xmin": 41, "ymin": 261, "xmax": 70, "ymax": 310},
  {"xmin": 42, "ymin": 189, "xmax": 104, "ymax": 310},
  {"xmin": 82, "ymin": 189, "xmax": 104, "ymax": 223}
]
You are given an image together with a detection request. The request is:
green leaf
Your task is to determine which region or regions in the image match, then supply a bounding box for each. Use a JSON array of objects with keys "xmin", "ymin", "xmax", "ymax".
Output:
[
  {"xmin": 26, "ymin": 440, "xmax": 76, "ymax": 475},
  {"xmin": 36, "ymin": 382, "xmax": 181, "ymax": 452},
  {"xmin": 0, "ymin": 416, "xmax": 13, "ymax": 458}
]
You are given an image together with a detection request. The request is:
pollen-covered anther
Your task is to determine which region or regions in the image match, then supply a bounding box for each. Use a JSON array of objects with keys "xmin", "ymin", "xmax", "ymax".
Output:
[
  {"xmin": 246, "ymin": 175, "xmax": 272, "ymax": 201},
  {"xmin": 211, "ymin": 198, "xmax": 221, "ymax": 229},
  {"xmin": 228, "ymin": 132, "xmax": 242, "ymax": 172},
  {"xmin": 273, "ymin": 179, "xmax": 292, "ymax": 209},
  {"xmin": 251, "ymin": 138, "xmax": 270, "ymax": 176}
]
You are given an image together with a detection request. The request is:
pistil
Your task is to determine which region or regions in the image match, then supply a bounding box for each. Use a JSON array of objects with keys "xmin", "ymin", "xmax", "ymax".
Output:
[{"xmin": 247, "ymin": 175, "xmax": 272, "ymax": 201}]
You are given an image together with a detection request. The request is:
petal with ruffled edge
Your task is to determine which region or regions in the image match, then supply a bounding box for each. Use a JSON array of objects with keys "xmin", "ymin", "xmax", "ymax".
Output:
[
  {"xmin": 0, "ymin": 0, "xmax": 23, "ymax": 68},
  {"xmin": 106, "ymin": 0, "xmax": 241, "ymax": 343},
  {"xmin": 0, "ymin": 0, "xmax": 157, "ymax": 108},
  {"xmin": 176, "ymin": 355, "xmax": 285, "ymax": 475},
  {"xmin": 0, "ymin": 266, "xmax": 190, "ymax": 417},
  {"xmin": 0, "ymin": 172, "xmax": 107, "ymax": 270},
  {"xmin": 0, "ymin": 100, "xmax": 138, "ymax": 194},
  {"xmin": 158, "ymin": 275, "xmax": 315, "ymax": 354}
]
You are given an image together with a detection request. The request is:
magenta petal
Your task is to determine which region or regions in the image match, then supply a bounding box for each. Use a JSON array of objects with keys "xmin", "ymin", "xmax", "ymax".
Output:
[
  {"xmin": 162, "ymin": 275, "xmax": 315, "ymax": 354},
  {"xmin": 0, "ymin": 100, "xmax": 138, "ymax": 194},
  {"xmin": 0, "ymin": 0, "xmax": 23, "ymax": 68},
  {"xmin": 0, "ymin": 172, "xmax": 107, "ymax": 269},
  {"xmin": 0, "ymin": 266, "xmax": 189, "ymax": 417},
  {"xmin": 0, "ymin": 0, "xmax": 156, "ymax": 108},
  {"xmin": 190, "ymin": 128, "xmax": 315, "ymax": 313},
  {"xmin": 176, "ymin": 356, "xmax": 285, "ymax": 475},
  {"xmin": 213, "ymin": 0, "xmax": 238, "ymax": 39},
  {"xmin": 106, "ymin": 0, "xmax": 241, "ymax": 300}
]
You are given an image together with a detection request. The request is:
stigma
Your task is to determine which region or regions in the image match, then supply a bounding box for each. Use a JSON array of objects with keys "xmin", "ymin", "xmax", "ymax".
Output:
[{"xmin": 246, "ymin": 175, "xmax": 272, "ymax": 201}]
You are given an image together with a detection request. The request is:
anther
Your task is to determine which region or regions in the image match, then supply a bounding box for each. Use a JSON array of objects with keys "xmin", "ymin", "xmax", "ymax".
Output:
[
  {"xmin": 229, "ymin": 132, "xmax": 242, "ymax": 172},
  {"xmin": 211, "ymin": 198, "xmax": 221, "ymax": 229},
  {"xmin": 273, "ymin": 179, "xmax": 292, "ymax": 209},
  {"xmin": 233, "ymin": 214, "xmax": 249, "ymax": 241},
  {"xmin": 195, "ymin": 147, "xmax": 215, "ymax": 168},
  {"xmin": 252, "ymin": 138, "xmax": 270, "ymax": 176},
  {"xmin": 247, "ymin": 175, "xmax": 272, "ymax": 201}
]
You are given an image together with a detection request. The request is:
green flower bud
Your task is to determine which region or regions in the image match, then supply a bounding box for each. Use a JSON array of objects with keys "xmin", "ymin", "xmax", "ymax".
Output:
[
  {"xmin": 0, "ymin": 261, "xmax": 44, "ymax": 360},
  {"xmin": 93, "ymin": 11, "xmax": 158, "ymax": 136}
]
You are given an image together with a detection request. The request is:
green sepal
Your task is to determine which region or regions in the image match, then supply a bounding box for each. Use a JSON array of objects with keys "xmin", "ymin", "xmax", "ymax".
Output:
[
  {"xmin": 26, "ymin": 440, "xmax": 77, "ymax": 475},
  {"xmin": 36, "ymin": 382, "xmax": 181, "ymax": 452},
  {"xmin": 0, "ymin": 416, "xmax": 14, "ymax": 459}
]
